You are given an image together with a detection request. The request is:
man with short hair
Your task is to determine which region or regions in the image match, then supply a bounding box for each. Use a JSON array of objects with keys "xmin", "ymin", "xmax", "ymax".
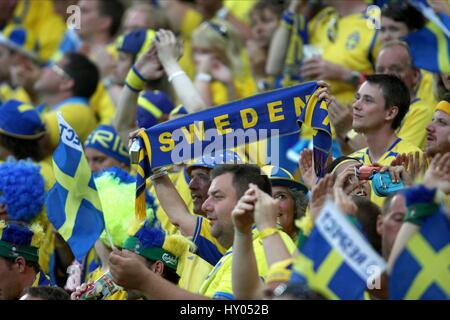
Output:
[
  {"xmin": 425, "ymin": 98, "xmax": 450, "ymax": 158},
  {"xmin": 0, "ymin": 222, "xmax": 51, "ymax": 300},
  {"xmin": 34, "ymin": 52, "xmax": 99, "ymax": 155},
  {"xmin": 377, "ymin": 193, "xmax": 407, "ymax": 261},
  {"xmin": 375, "ymin": 41, "xmax": 434, "ymax": 149},
  {"xmin": 349, "ymin": 74, "xmax": 422, "ymax": 207},
  {"xmin": 108, "ymin": 164, "xmax": 296, "ymax": 299}
]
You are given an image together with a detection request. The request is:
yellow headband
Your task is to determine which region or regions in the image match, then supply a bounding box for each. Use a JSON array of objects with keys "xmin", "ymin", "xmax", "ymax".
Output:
[{"xmin": 435, "ymin": 101, "xmax": 450, "ymax": 115}]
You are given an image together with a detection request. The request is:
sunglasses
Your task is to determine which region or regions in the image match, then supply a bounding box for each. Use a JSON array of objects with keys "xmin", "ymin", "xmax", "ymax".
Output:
[{"xmin": 50, "ymin": 63, "xmax": 72, "ymax": 79}]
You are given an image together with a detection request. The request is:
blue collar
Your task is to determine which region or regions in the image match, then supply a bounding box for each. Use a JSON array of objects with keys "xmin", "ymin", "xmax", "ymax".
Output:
[{"xmin": 52, "ymin": 96, "xmax": 89, "ymax": 111}]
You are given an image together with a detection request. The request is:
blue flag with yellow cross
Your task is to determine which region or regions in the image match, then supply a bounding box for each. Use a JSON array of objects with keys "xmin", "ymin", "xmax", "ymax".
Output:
[
  {"xmin": 46, "ymin": 113, "xmax": 105, "ymax": 262},
  {"xmin": 390, "ymin": 209, "xmax": 450, "ymax": 300},
  {"xmin": 291, "ymin": 200, "xmax": 386, "ymax": 300}
]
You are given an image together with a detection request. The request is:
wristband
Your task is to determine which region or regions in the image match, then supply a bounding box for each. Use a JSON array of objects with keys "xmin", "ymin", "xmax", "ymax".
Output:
[
  {"xmin": 168, "ymin": 70, "xmax": 186, "ymax": 82},
  {"xmin": 125, "ymin": 66, "xmax": 147, "ymax": 92},
  {"xmin": 150, "ymin": 168, "xmax": 168, "ymax": 181},
  {"xmin": 259, "ymin": 227, "xmax": 279, "ymax": 240},
  {"xmin": 195, "ymin": 72, "xmax": 212, "ymax": 82}
]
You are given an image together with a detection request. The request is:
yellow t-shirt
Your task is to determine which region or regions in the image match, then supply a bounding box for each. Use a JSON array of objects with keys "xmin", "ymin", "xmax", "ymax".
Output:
[
  {"xmin": 42, "ymin": 97, "xmax": 98, "ymax": 149},
  {"xmin": 397, "ymin": 98, "xmax": 434, "ymax": 150},
  {"xmin": 416, "ymin": 70, "xmax": 437, "ymax": 108},
  {"xmin": 13, "ymin": 0, "xmax": 65, "ymax": 61},
  {"xmin": 177, "ymin": 250, "xmax": 214, "ymax": 293},
  {"xmin": 199, "ymin": 228, "xmax": 297, "ymax": 299},
  {"xmin": 224, "ymin": 0, "xmax": 257, "ymax": 25},
  {"xmin": 319, "ymin": 12, "xmax": 381, "ymax": 105},
  {"xmin": 350, "ymin": 137, "xmax": 423, "ymax": 208},
  {"xmin": 0, "ymin": 84, "xmax": 31, "ymax": 104},
  {"xmin": 179, "ymin": 8, "xmax": 203, "ymax": 80},
  {"xmin": 89, "ymin": 82, "xmax": 116, "ymax": 125}
]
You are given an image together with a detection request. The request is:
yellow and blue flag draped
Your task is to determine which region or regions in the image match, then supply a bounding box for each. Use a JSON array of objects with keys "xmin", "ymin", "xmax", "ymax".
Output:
[
  {"xmin": 291, "ymin": 201, "xmax": 386, "ymax": 300},
  {"xmin": 297, "ymin": 94, "xmax": 331, "ymax": 178},
  {"xmin": 46, "ymin": 113, "xmax": 105, "ymax": 262},
  {"xmin": 404, "ymin": 0, "xmax": 450, "ymax": 73},
  {"xmin": 390, "ymin": 209, "xmax": 450, "ymax": 300},
  {"xmin": 138, "ymin": 82, "xmax": 330, "ymax": 170}
]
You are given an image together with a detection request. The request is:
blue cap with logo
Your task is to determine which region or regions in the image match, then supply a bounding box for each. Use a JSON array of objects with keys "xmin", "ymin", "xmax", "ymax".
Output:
[
  {"xmin": 0, "ymin": 100, "xmax": 46, "ymax": 139},
  {"xmin": 84, "ymin": 125, "xmax": 130, "ymax": 166}
]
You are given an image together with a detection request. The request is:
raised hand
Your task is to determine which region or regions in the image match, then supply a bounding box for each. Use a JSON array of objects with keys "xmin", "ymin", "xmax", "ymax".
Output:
[
  {"xmin": 109, "ymin": 249, "xmax": 149, "ymax": 291},
  {"xmin": 232, "ymin": 186, "xmax": 257, "ymax": 235},
  {"xmin": 252, "ymin": 184, "xmax": 279, "ymax": 231},
  {"xmin": 333, "ymin": 186, "xmax": 357, "ymax": 216},
  {"xmin": 299, "ymin": 149, "xmax": 317, "ymax": 190},
  {"xmin": 310, "ymin": 174, "xmax": 334, "ymax": 222},
  {"xmin": 329, "ymin": 98, "xmax": 353, "ymax": 138},
  {"xmin": 134, "ymin": 43, "xmax": 164, "ymax": 81},
  {"xmin": 155, "ymin": 29, "xmax": 183, "ymax": 68},
  {"xmin": 424, "ymin": 152, "xmax": 450, "ymax": 194},
  {"xmin": 210, "ymin": 58, "xmax": 233, "ymax": 85}
]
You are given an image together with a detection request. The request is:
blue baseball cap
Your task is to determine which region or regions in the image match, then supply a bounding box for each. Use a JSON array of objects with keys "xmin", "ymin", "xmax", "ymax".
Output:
[
  {"xmin": 261, "ymin": 165, "xmax": 308, "ymax": 194},
  {"xmin": 0, "ymin": 100, "xmax": 46, "ymax": 139},
  {"xmin": 186, "ymin": 150, "xmax": 243, "ymax": 177},
  {"xmin": 137, "ymin": 90, "xmax": 175, "ymax": 129},
  {"xmin": 84, "ymin": 125, "xmax": 130, "ymax": 166}
]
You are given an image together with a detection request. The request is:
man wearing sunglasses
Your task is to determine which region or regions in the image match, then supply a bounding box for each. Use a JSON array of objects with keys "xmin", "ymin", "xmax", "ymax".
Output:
[{"xmin": 34, "ymin": 52, "xmax": 99, "ymax": 155}]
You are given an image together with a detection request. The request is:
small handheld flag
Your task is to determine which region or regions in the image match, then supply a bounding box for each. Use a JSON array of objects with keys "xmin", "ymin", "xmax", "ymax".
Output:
[{"xmin": 46, "ymin": 113, "xmax": 105, "ymax": 262}]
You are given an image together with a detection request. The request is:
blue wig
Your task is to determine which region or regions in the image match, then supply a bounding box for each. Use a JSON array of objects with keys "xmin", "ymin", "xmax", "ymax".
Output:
[{"xmin": 0, "ymin": 160, "xmax": 45, "ymax": 223}]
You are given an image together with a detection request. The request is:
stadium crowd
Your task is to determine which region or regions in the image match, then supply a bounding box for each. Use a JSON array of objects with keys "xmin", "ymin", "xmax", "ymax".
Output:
[{"xmin": 0, "ymin": 0, "xmax": 449, "ymax": 301}]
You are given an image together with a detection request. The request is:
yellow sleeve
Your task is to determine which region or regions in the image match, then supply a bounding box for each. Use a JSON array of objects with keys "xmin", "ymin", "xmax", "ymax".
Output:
[
  {"xmin": 254, "ymin": 231, "xmax": 297, "ymax": 281},
  {"xmin": 89, "ymin": 83, "xmax": 116, "ymax": 125},
  {"xmin": 202, "ymin": 231, "xmax": 296, "ymax": 299},
  {"xmin": 177, "ymin": 250, "xmax": 214, "ymax": 293},
  {"xmin": 417, "ymin": 70, "xmax": 438, "ymax": 107},
  {"xmin": 180, "ymin": 8, "xmax": 203, "ymax": 39},
  {"xmin": 224, "ymin": 0, "xmax": 257, "ymax": 25},
  {"xmin": 43, "ymin": 104, "xmax": 97, "ymax": 149},
  {"xmin": 397, "ymin": 100, "xmax": 434, "ymax": 149}
]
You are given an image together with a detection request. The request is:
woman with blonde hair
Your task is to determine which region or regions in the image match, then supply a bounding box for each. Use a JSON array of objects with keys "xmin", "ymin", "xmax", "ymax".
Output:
[{"xmin": 191, "ymin": 18, "xmax": 256, "ymax": 106}]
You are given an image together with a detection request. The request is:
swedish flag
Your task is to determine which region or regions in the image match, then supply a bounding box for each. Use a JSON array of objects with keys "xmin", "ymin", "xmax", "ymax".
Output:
[
  {"xmin": 292, "ymin": 201, "xmax": 386, "ymax": 299},
  {"xmin": 390, "ymin": 210, "xmax": 450, "ymax": 300},
  {"xmin": 46, "ymin": 113, "xmax": 105, "ymax": 262},
  {"xmin": 404, "ymin": 10, "xmax": 450, "ymax": 73},
  {"xmin": 297, "ymin": 95, "xmax": 332, "ymax": 178}
]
